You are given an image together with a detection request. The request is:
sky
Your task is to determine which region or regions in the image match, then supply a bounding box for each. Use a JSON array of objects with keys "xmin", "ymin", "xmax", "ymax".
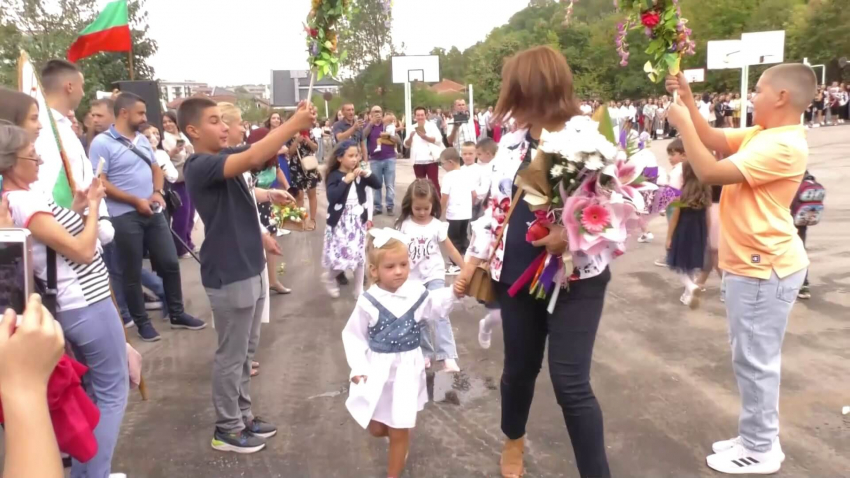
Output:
[{"xmin": 144, "ymin": 0, "xmax": 529, "ymax": 87}]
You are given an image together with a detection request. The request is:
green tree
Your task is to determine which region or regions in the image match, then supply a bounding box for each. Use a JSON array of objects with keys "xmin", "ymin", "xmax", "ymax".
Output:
[
  {"xmin": 338, "ymin": 0, "xmax": 395, "ymax": 73},
  {"xmin": 0, "ymin": 0, "xmax": 158, "ymax": 115}
]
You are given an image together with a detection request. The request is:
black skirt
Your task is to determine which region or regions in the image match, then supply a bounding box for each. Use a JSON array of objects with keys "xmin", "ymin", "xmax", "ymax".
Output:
[{"xmin": 667, "ymin": 207, "xmax": 708, "ymax": 273}]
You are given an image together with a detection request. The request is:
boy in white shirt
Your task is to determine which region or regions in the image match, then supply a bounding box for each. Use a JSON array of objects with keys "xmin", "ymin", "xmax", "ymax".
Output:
[
  {"xmin": 473, "ymin": 138, "xmax": 499, "ymax": 219},
  {"xmin": 439, "ymin": 147, "xmax": 473, "ymax": 275}
]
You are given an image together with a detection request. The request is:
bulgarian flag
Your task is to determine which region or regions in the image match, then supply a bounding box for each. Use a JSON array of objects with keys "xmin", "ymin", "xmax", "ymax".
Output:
[{"xmin": 67, "ymin": 0, "xmax": 132, "ymax": 63}]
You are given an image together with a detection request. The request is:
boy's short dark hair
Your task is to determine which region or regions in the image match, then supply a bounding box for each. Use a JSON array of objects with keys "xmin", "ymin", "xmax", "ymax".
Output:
[
  {"xmin": 113, "ymin": 92, "xmax": 144, "ymax": 117},
  {"xmin": 440, "ymin": 147, "xmax": 461, "ymax": 165},
  {"xmin": 476, "ymin": 137, "xmax": 498, "ymax": 155},
  {"xmin": 41, "ymin": 59, "xmax": 80, "ymax": 93},
  {"xmin": 178, "ymin": 97, "xmax": 218, "ymax": 137},
  {"xmin": 461, "ymin": 141, "xmax": 476, "ymax": 149},
  {"xmin": 414, "ymin": 106, "xmax": 427, "ymax": 115},
  {"xmin": 667, "ymin": 138, "xmax": 685, "ymax": 154}
]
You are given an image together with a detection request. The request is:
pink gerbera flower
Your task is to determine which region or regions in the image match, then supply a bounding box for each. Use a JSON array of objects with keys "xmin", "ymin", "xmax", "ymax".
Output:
[{"xmin": 581, "ymin": 204, "xmax": 611, "ymax": 234}]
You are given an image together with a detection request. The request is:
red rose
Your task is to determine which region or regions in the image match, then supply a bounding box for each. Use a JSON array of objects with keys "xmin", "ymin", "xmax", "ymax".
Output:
[
  {"xmin": 640, "ymin": 11, "xmax": 661, "ymax": 28},
  {"xmin": 310, "ymin": 28, "xmax": 319, "ymax": 38}
]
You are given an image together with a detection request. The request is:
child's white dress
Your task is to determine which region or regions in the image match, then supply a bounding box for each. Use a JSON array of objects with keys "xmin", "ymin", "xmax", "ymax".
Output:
[{"xmin": 342, "ymin": 281, "xmax": 456, "ymax": 429}]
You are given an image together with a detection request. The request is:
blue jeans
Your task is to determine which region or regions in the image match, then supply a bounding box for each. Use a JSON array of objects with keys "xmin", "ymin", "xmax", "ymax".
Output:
[
  {"xmin": 369, "ymin": 158, "xmax": 396, "ymax": 211},
  {"xmin": 56, "ymin": 299, "xmax": 128, "ymax": 478},
  {"xmin": 723, "ymin": 268, "xmax": 807, "ymax": 452},
  {"xmin": 419, "ymin": 279, "xmax": 458, "ymax": 361},
  {"xmin": 103, "ymin": 243, "xmax": 167, "ymax": 321}
]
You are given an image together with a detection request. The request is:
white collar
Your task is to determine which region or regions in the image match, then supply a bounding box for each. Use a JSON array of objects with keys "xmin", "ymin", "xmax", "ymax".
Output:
[
  {"xmin": 50, "ymin": 107, "xmax": 70, "ymax": 125},
  {"xmin": 365, "ymin": 280, "xmax": 424, "ymax": 301}
]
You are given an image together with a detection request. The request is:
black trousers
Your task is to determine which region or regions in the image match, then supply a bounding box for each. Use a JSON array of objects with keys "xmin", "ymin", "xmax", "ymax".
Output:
[
  {"xmin": 112, "ymin": 211, "xmax": 185, "ymax": 326},
  {"xmin": 497, "ymin": 268, "xmax": 611, "ymax": 478},
  {"xmin": 447, "ymin": 219, "xmax": 469, "ymax": 263}
]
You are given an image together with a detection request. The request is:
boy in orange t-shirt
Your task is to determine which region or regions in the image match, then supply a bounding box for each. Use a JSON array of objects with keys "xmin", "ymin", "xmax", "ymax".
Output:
[{"xmin": 666, "ymin": 64, "xmax": 817, "ymax": 475}]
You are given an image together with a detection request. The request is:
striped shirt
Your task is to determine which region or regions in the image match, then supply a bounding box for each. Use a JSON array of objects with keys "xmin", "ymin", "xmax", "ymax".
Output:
[{"xmin": 6, "ymin": 190, "xmax": 111, "ymax": 312}]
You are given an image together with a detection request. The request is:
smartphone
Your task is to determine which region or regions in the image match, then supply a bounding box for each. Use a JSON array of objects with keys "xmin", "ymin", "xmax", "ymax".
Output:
[
  {"xmin": 0, "ymin": 229, "xmax": 34, "ymax": 319},
  {"xmin": 176, "ymin": 139, "xmax": 185, "ymax": 147}
]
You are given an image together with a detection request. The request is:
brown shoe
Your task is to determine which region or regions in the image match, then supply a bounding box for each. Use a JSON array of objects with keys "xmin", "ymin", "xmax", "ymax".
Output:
[{"xmin": 500, "ymin": 436, "xmax": 525, "ymax": 477}]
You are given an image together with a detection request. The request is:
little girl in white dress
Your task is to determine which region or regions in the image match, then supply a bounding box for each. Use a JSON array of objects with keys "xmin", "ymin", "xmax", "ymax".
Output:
[{"xmin": 342, "ymin": 228, "xmax": 465, "ymax": 478}]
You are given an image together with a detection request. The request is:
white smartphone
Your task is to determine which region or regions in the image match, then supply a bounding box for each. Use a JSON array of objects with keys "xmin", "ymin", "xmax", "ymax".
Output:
[{"xmin": 0, "ymin": 229, "xmax": 34, "ymax": 321}]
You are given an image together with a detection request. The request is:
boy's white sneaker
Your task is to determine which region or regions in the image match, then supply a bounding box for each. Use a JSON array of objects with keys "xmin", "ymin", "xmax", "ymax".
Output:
[
  {"xmin": 712, "ymin": 436, "xmax": 784, "ymax": 458},
  {"xmin": 445, "ymin": 265, "xmax": 462, "ymax": 276},
  {"xmin": 478, "ymin": 318, "xmax": 492, "ymax": 349},
  {"xmin": 706, "ymin": 442, "xmax": 785, "ymax": 475}
]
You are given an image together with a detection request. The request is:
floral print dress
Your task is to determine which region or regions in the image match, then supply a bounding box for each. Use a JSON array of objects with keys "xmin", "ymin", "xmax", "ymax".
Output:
[
  {"xmin": 287, "ymin": 138, "xmax": 320, "ymax": 192},
  {"xmin": 322, "ymin": 184, "xmax": 366, "ymax": 272}
]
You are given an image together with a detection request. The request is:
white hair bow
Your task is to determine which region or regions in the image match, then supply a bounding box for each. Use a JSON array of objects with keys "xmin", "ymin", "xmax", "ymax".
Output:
[{"xmin": 369, "ymin": 228, "xmax": 411, "ymax": 248}]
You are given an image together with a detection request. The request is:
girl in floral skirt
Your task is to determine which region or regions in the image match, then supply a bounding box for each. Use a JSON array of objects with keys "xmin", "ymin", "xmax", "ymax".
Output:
[{"xmin": 321, "ymin": 140, "xmax": 382, "ymax": 298}]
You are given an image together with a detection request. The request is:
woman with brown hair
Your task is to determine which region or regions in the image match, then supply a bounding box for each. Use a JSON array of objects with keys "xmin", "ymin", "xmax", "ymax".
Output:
[
  {"xmin": 458, "ymin": 46, "xmax": 612, "ymax": 478},
  {"xmin": 0, "ymin": 87, "xmax": 42, "ymax": 140}
]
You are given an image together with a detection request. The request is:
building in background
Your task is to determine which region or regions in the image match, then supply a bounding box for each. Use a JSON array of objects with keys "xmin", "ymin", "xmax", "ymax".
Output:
[
  {"xmin": 159, "ymin": 80, "xmax": 209, "ymax": 103},
  {"xmin": 270, "ymin": 70, "xmax": 342, "ymax": 109},
  {"xmin": 429, "ymin": 79, "xmax": 466, "ymax": 95},
  {"xmin": 229, "ymin": 84, "xmax": 270, "ymax": 100}
]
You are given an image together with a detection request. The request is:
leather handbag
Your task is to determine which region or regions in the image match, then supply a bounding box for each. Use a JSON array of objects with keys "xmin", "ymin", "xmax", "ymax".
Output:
[
  {"xmin": 296, "ymin": 138, "xmax": 319, "ymax": 171},
  {"xmin": 466, "ymin": 189, "xmax": 523, "ymax": 303}
]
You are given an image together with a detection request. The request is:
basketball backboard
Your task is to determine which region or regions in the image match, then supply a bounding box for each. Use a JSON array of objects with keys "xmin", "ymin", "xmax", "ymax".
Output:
[
  {"xmin": 707, "ymin": 40, "xmax": 742, "ymax": 70},
  {"xmin": 741, "ymin": 30, "xmax": 785, "ymax": 66},
  {"xmin": 683, "ymin": 68, "xmax": 705, "ymax": 83},
  {"xmin": 392, "ymin": 55, "xmax": 440, "ymax": 84}
]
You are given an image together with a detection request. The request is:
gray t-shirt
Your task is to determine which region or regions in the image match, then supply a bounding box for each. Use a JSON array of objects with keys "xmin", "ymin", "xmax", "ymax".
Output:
[
  {"xmin": 183, "ymin": 146, "xmax": 265, "ymax": 289},
  {"xmin": 332, "ymin": 119, "xmax": 363, "ymax": 145},
  {"xmin": 88, "ymin": 126, "xmax": 155, "ymax": 217}
]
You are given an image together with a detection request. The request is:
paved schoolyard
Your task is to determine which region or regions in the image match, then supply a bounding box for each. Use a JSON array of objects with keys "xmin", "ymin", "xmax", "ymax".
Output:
[{"xmin": 3, "ymin": 127, "xmax": 847, "ymax": 477}]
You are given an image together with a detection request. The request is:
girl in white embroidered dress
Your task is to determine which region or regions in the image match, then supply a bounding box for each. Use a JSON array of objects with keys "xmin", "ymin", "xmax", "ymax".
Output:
[{"xmin": 342, "ymin": 230, "xmax": 465, "ymax": 478}]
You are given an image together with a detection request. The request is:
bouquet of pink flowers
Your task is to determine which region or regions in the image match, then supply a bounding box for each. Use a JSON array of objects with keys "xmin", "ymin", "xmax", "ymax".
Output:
[{"xmin": 511, "ymin": 108, "xmax": 658, "ymax": 307}]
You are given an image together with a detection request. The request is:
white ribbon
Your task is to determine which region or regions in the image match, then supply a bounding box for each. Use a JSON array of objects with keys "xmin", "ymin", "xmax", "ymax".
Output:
[{"xmin": 369, "ymin": 228, "xmax": 411, "ymax": 248}]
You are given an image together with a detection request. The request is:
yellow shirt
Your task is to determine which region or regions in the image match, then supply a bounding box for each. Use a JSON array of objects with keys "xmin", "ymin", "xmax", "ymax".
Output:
[{"xmin": 719, "ymin": 125, "xmax": 809, "ymax": 279}]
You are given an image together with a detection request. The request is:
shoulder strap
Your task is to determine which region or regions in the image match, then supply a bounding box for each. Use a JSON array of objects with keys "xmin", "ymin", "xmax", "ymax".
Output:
[
  {"xmin": 108, "ymin": 132, "xmax": 154, "ymax": 167},
  {"xmin": 361, "ymin": 292, "xmax": 397, "ymax": 320},
  {"xmin": 487, "ymin": 188, "xmax": 524, "ymax": 263},
  {"xmin": 409, "ymin": 290, "xmax": 430, "ymax": 314}
]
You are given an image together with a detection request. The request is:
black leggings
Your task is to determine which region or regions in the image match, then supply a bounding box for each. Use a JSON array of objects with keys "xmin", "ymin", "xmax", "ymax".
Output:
[{"xmin": 497, "ymin": 268, "xmax": 611, "ymax": 478}]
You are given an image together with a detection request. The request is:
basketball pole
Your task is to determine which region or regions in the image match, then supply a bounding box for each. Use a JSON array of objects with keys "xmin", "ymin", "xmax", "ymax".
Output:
[{"xmin": 739, "ymin": 63, "xmax": 748, "ymax": 130}]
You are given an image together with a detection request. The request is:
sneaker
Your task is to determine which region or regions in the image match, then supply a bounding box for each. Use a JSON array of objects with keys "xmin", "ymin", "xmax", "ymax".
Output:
[
  {"xmin": 712, "ymin": 436, "xmax": 785, "ymax": 457},
  {"xmin": 321, "ymin": 272, "xmax": 340, "ymax": 298},
  {"xmin": 179, "ymin": 252, "xmax": 192, "ymax": 259},
  {"xmin": 144, "ymin": 292, "xmax": 163, "ymax": 311},
  {"xmin": 211, "ymin": 428, "xmax": 266, "ymax": 454},
  {"xmin": 706, "ymin": 442, "xmax": 785, "ymax": 475},
  {"xmin": 797, "ymin": 286, "xmax": 811, "ymax": 300},
  {"xmin": 137, "ymin": 323, "xmax": 161, "ymax": 342},
  {"xmin": 170, "ymin": 313, "xmax": 207, "ymax": 330},
  {"xmin": 478, "ymin": 318, "xmax": 492, "ymax": 350},
  {"xmin": 374, "ymin": 209, "xmax": 383, "ymax": 216},
  {"xmin": 637, "ymin": 232, "xmax": 654, "ymax": 243},
  {"xmin": 445, "ymin": 265, "xmax": 462, "ymax": 276},
  {"xmin": 335, "ymin": 272, "xmax": 349, "ymax": 286},
  {"xmin": 123, "ymin": 316, "xmax": 135, "ymax": 329},
  {"xmin": 386, "ymin": 208, "xmax": 395, "ymax": 216},
  {"xmin": 109, "ymin": 474, "xmax": 127, "ymax": 478},
  {"xmin": 244, "ymin": 417, "xmax": 277, "ymax": 438},
  {"xmin": 654, "ymin": 258, "xmax": 667, "ymax": 267},
  {"xmin": 443, "ymin": 358, "xmax": 460, "ymax": 373},
  {"xmin": 276, "ymin": 228, "xmax": 291, "ymax": 237}
]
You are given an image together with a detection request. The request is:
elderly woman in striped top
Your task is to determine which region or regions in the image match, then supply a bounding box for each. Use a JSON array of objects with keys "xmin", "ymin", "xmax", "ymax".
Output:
[{"xmin": 0, "ymin": 123, "xmax": 128, "ymax": 478}]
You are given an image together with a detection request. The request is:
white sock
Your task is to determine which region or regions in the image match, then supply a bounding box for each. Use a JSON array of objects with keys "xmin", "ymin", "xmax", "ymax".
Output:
[
  {"xmin": 680, "ymin": 272, "xmax": 697, "ymax": 292},
  {"xmin": 482, "ymin": 309, "xmax": 502, "ymax": 333},
  {"xmin": 353, "ymin": 264, "xmax": 365, "ymax": 297}
]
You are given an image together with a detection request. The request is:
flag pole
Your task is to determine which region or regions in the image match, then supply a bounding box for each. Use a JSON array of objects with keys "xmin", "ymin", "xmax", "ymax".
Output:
[{"xmin": 128, "ymin": 45, "xmax": 135, "ymax": 80}]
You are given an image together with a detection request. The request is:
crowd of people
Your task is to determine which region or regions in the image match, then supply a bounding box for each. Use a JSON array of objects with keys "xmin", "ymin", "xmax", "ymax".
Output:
[{"xmin": 0, "ymin": 40, "xmax": 828, "ymax": 478}]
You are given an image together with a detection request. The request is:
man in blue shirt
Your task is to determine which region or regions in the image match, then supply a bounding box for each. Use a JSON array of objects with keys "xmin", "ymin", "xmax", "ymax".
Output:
[
  {"xmin": 88, "ymin": 92, "xmax": 205, "ymax": 341},
  {"xmin": 363, "ymin": 105, "xmax": 398, "ymax": 215}
]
